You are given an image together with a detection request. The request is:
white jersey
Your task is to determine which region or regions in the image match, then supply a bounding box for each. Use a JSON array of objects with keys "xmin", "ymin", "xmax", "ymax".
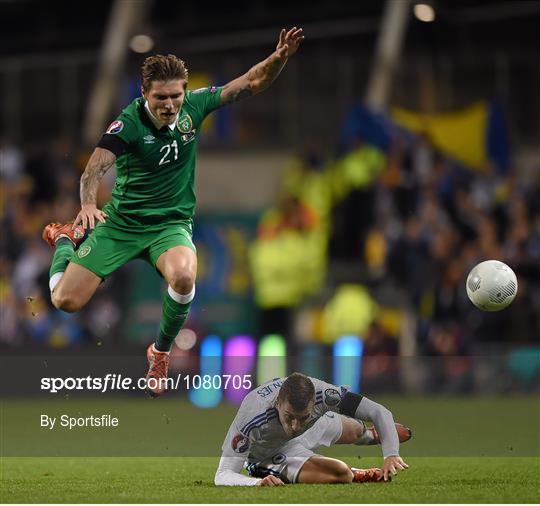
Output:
[{"xmin": 220, "ymin": 376, "xmax": 346, "ymax": 463}]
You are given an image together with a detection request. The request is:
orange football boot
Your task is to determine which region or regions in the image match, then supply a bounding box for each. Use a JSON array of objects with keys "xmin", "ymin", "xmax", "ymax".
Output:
[
  {"xmin": 42, "ymin": 222, "xmax": 86, "ymax": 248},
  {"xmin": 145, "ymin": 344, "xmax": 170, "ymax": 397},
  {"xmin": 351, "ymin": 467, "xmax": 386, "ymax": 483},
  {"xmin": 368, "ymin": 423, "xmax": 412, "ymax": 445}
]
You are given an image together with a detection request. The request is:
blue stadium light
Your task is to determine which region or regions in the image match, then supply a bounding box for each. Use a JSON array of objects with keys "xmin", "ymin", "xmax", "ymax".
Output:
[
  {"xmin": 299, "ymin": 344, "xmax": 324, "ymax": 380},
  {"xmin": 257, "ymin": 334, "xmax": 287, "ymax": 385},
  {"xmin": 223, "ymin": 335, "xmax": 257, "ymax": 405},
  {"xmin": 189, "ymin": 335, "xmax": 223, "ymax": 408},
  {"xmin": 333, "ymin": 336, "xmax": 363, "ymax": 392}
]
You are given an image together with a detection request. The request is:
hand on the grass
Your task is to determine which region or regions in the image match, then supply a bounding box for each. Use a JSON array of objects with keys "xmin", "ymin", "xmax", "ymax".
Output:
[
  {"xmin": 257, "ymin": 475, "xmax": 285, "ymax": 486},
  {"xmin": 74, "ymin": 204, "xmax": 108, "ymax": 230},
  {"xmin": 275, "ymin": 27, "xmax": 304, "ymax": 59},
  {"xmin": 382, "ymin": 456, "xmax": 409, "ymax": 482}
]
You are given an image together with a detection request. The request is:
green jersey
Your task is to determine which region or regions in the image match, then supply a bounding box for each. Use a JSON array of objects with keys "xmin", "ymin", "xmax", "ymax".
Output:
[{"xmin": 99, "ymin": 86, "xmax": 222, "ymax": 228}]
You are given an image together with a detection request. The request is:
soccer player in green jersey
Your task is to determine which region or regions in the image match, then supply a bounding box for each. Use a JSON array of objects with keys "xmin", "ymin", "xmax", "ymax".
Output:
[{"xmin": 42, "ymin": 27, "xmax": 304, "ymax": 396}]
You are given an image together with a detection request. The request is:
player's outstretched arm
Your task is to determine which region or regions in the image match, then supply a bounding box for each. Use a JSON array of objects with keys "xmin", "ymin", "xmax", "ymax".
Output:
[
  {"xmin": 215, "ymin": 419, "xmax": 259, "ymax": 486},
  {"xmin": 74, "ymin": 147, "xmax": 115, "ymax": 229},
  {"xmin": 214, "ymin": 456, "xmax": 261, "ymax": 486},
  {"xmin": 340, "ymin": 393, "xmax": 409, "ymax": 481},
  {"xmin": 220, "ymin": 27, "xmax": 304, "ymax": 105}
]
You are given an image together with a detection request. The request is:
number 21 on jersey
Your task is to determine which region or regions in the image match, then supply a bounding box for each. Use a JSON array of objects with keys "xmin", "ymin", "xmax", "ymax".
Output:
[{"xmin": 159, "ymin": 140, "xmax": 178, "ymax": 166}]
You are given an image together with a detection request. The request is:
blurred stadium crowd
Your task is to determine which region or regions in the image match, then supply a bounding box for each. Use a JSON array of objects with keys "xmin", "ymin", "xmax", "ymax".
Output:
[
  {"xmin": 250, "ymin": 122, "xmax": 540, "ymax": 360},
  {"xmin": 1, "ymin": 137, "xmax": 125, "ymax": 348},
  {"xmin": 2, "ymin": 110, "xmax": 539, "ymax": 363}
]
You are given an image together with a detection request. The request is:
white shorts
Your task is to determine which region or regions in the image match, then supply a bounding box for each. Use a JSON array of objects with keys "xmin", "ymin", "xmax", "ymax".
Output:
[{"xmin": 245, "ymin": 412, "xmax": 343, "ymax": 484}]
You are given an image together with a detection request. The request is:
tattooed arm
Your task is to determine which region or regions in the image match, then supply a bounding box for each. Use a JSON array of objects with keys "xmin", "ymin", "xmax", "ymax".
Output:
[
  {"xmin": 73, "ymin": 147, "xmax": 116, "ymax": 229},
  {"xmin": 220, "ymin": 27, "xmax": 304, "ymax": 104}
]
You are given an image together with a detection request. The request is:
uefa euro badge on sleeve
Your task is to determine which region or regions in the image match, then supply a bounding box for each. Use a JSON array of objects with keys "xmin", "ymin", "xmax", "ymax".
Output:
[{"xmin": 232, "ymin": 433, "xmax": 249, "ymax": 454}]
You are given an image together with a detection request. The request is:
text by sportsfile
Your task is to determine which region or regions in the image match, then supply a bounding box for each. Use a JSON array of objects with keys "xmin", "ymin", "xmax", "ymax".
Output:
[{"xmin": 40, "ymin": 374, "xmax": 252, "ymax": 394}]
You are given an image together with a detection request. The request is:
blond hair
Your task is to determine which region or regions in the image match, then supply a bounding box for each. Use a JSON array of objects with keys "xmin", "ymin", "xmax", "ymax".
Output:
[{"xmin": 141, "ymin": 54, "xmax": 188, "ymax": 92}]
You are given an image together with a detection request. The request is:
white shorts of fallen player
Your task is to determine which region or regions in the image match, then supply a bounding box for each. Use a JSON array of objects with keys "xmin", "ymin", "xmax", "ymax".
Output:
[{"xmin": 245, "ymin": 412, "xmax": 343, "ymax": 484}]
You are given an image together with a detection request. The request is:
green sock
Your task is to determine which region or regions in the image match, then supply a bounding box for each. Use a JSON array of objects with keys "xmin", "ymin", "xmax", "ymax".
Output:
[
  {"xmin": 155, "ymin": 292, "xmax": 192, "ymax": 352},
  {"xmin": 49, "ymin": 238, "xmax": 74, "ymax": 277}
]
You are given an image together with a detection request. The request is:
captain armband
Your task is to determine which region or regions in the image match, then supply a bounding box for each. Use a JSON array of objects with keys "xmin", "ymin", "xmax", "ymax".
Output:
[
  {"xmin": 97, "ymin": 134, "xmax": 128, "ymax": 157},
  {"xmin": 339, "ymin": 392, "xmax": 363, "ymax": 417}
]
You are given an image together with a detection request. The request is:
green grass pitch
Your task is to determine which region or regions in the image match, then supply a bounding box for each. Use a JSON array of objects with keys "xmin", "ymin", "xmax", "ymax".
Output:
[
  {"xmin": 2, "ymin": 456, "xmax": 539, "ymax": 503},
  {"xmin": 1, "ymin": 396, "xmax": 539, "ymax": 503}
]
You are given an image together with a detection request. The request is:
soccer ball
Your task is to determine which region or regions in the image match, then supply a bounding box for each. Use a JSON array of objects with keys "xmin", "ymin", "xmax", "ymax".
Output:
[{"xmin": 466, "ymin": 260, "xmax": 518, "ymax": 311}]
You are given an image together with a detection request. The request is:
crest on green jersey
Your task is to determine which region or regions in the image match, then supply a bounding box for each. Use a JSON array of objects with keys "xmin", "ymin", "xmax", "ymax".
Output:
[
  {"xmin": 77, "ymin": 245, "xmax": 92, "ymax": 258},
  {"xmin": 177, "ymin": 114, "xmax": 193, "ymax": 134}
]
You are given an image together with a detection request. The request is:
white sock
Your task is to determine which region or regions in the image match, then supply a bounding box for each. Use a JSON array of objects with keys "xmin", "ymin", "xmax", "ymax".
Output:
[
  {"xmin": 167, "ymin": 285, "xmax": 195, "ymax": 304},
  {"xmin": 152, "ymin": 343, "xmax": 170, "ymax": 355},
  {"xmin": 355, "ymin": 421, "xmax": 375, "ymax": 445},
  {"xmin": 49, "ymin": 272, "xmax": 64, "ymax": 292}
]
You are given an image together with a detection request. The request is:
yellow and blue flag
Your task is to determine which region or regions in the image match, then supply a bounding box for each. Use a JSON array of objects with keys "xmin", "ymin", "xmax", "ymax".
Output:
[{"xmin": 391, "ymin": 101, "xmax": 510, "ymax": 172}]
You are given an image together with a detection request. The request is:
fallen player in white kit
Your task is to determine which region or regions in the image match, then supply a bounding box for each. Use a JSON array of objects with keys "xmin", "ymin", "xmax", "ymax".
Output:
[{"xmin": 215, "ymin": 372, "xmax": 412, "ymax": 486}]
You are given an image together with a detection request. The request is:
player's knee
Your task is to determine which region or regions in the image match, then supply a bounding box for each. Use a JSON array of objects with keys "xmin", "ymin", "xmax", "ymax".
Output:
[
  {"xmin": 334, "ymin": 462, "xmax": 354, "ymax": 483},
  {"xmin": 330, "ymin": 461, "xmax": 354, "ymax": 484},
  {"xmin": 51, "ymin": 290, "xmax": 84, "ymax": 313},
  {"xmin": 169, "ymin": 271, "xmax": 195, "ymax": 294}
]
